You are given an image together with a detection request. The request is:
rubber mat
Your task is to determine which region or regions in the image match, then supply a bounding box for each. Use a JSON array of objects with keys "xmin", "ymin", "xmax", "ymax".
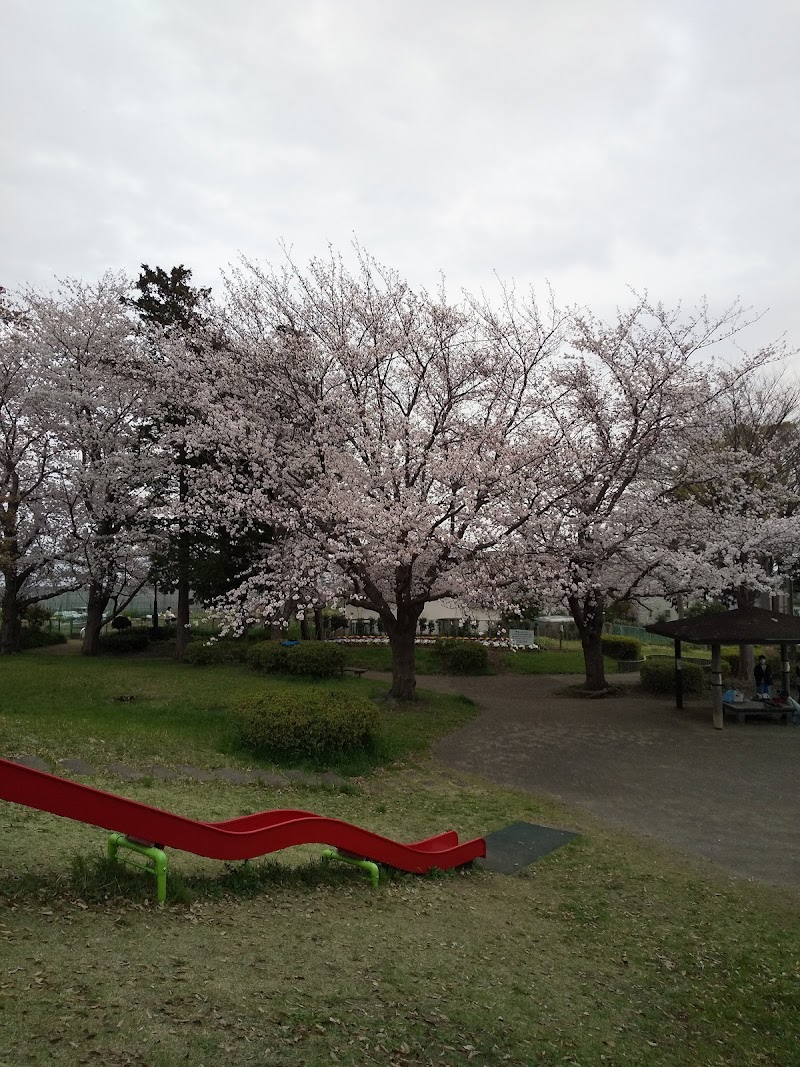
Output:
[{"xmin": 478, "ymin": 821, "xmax": 578, "ymax": 874}]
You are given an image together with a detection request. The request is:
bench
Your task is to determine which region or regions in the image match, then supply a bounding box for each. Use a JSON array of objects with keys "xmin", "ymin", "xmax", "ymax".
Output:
[{"xmin": 343, "ymin": 667, "xmax": 367, "ymax": 677}]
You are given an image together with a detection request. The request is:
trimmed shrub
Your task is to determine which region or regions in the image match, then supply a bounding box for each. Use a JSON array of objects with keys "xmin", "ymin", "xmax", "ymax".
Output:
[
  {"xmin": 21, "ymin": 604, "xmax": 53, "ymax": 632},
  {"xmin": 722, "ymin": 647, "xmax": 740, "ymax": 676},
  {"xmin": 640, "ymin": 660, "xmax": 705, "ymax": 696},
  {"xmin": 233, "ymin": 688, "xmax": 379, "ymax": 759},
  {"xmin": 719, "ymin": 646, "xmax": 780, "ymax": 678},
  {"xmin": 601, "ymin": 635, "xmax": 641, "ymax": 661},
  {"xmin": 96, "ymin": 630, "xmax": 150, "ymax": 655},
  {"xmin": 247, "ymin": 641, "xmax": 346, "ymax": 678},
  {"xmin": 247, "ymin": 642, "xmax": 290, "ymax": 673},
  {"xmin": 20, "ymin": 629, "xmax": 67, "ymax": 649},
  {"xmin": 183, "ymin": 639, "xmax": 250, "ymax": 666},
  {"xmin": 286, "ymin": 643, "xmax": 346, "ymax": 678},
  {"xmin": 434, "ymin": 638, "xmax": 490, "ymax": 674},
  {"xmin": 150, "ymin": 625, "xmax": 177, "ymax": 642},
  {"xmin": 111, "ymin": 615, "xmax": 132, "ymax": 631}
]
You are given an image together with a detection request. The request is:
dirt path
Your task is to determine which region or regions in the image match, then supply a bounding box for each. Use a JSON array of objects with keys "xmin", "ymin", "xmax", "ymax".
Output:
[{"xmin": 414, "ymin": 673, "xmax": 800, "ymax": 887}]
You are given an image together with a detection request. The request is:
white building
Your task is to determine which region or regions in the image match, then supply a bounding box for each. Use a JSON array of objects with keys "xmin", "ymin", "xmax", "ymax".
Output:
[{"xmin": 343, "ymin": 598, "xmax": 501, "ymax": 635}]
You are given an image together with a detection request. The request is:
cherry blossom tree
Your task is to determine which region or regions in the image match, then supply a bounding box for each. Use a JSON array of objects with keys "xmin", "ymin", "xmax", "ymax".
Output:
[
  {"xmin": 531, "ymin": 296, "xmax": 789, "ymax": 691},
  {"xmin": 0, "ymin": 298, "xmax": 77, "ymax": 653},
  {"xmin": 20, "ymin": 275, "xmax": 164, "ymax": 654},
  {"xmin": 669, "ymin": 366, "xmax": 800, "ymax": 681},
  {"xmin": 187, "ymin": 250, "xmax": 570, "ymax": 699}
]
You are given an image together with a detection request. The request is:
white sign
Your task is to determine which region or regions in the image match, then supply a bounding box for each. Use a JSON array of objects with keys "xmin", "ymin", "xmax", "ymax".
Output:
[{"xmin": 509, "ymin": 629, "xmax": 538, "ymax": 647}]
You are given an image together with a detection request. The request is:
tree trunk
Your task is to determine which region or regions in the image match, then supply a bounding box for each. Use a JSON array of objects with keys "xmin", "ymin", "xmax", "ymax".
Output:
[
  {"xmin": 82, "ymin": 583, "xmax": 109, "ymax": 655},
  {"xmin": 176, "ymin": 571, "xmax": 190, "ymax": 659},
  {"xmin": 735, "ymin": 589, "xmax": 757, "ymax": 686},
  {"xmin": 175, "ymin": 463, "xmax": 191, "ymax": 661},
  {"xmin": 581, "ymin": 627, "xmax": 607, "ymax": 690},
  {"xmin": 0, "ymin": 575, "xmax": 21, "ymax": 654},
  {"xmin": 151, "ymin": 581, "xmax": 159, "ymax": 635},
  {"xmin": 738, "ymin": 644, "xmax": 755, "ymax": 687},
  {"xmin": 388, "ymin": 622, "xmax": 418, "ymax": 700},
  {"xmin": 384, "ymin": 603, "xmax": 424, "ymax": 701},
  {"xmin": 569, "ymin": 593, "xmax": 607, "ymax": 691},
  {"xmin": 314, "ymin": 606, "xmax": 325, "ymax": 641},
  {"xmin": 300, "ymin": 615, "xmax": 311, "ymax": 641}
]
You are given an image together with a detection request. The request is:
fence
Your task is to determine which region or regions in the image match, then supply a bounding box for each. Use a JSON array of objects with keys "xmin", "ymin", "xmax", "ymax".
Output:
[
  {"xmin": 37, "ymin": 603, "xmax": 674, "ymax": 644},
  {"xmin": 605, "ymin": 622, "xmax": 672, "ymax": 646},
  {"xmin": 45, "ymin": 589, "xmax": 159, "ymax": 615}
]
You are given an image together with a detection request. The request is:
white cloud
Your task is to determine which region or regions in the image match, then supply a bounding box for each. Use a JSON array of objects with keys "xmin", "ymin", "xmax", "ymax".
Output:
[{"xmin": 1, "ymin": 0, "xmax": 797, "ymax": 359}]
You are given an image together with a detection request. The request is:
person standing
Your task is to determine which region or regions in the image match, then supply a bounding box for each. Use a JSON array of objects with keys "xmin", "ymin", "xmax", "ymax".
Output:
[{"xmin": 754, "ymin": 654, "xmax": 772, "ymax": 697}]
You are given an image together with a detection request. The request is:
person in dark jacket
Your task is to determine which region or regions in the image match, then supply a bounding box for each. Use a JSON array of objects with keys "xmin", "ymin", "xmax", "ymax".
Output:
[{"xmin": 754, "ymin": 655, "xmax": 772, "ymax": 697}]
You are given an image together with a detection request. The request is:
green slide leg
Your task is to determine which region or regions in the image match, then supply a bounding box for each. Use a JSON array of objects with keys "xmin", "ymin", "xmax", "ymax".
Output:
[
  {"xmin": 107, "ymin": 832, "xmax": 168, "ymax": 904},
  {"xmin": 321, "ymin": 848, "xmax": 380, "ymax": 889}
]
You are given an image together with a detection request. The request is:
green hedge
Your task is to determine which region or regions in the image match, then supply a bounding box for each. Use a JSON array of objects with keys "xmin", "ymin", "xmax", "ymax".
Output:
[
  {"xmin": 247, "ymin": 642, "xmax": 289, "ymax": 673},
  {"xmin": 183, "ymin": 639, "xmax": 251, "ymax": 666},
  {"xmin": 601, "ymin": 635, "xmax": 641, "ymax": 661},
  {"xmin": 285, "ymin": 643, "xmax": 346, "ymax": 678},
  {"xmin": 96, "ymin": 630, "xmax": 150, "ymax": 655},
  {"xmin": 232, "ymin": 688, "xmax": 379, "ymax": 760},
  {"xmin": 722, "ymin": 646, "xmax": 780, "ymax": 677},
  {"xmin": 20, "ymin": 629, "xmax": 68, "ymax": 649},
  {"xmin": 640, "ymin": 660, "xmax": 705, "ymax": 696},
  {"xmin": 433, "ymin": 638, "xmax": 489, "ymax": 674},
  {"xmin": 247, "ymin": 641, "xmax": 346, "ymax": 679},
  {"xmin": 149, "ymin": 625, "xmax": 177, "ymax": 643}
]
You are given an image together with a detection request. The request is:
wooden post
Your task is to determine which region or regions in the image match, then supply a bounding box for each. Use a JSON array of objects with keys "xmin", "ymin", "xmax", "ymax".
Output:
[
  {"xmin": 781, "ymin": 642, "xmax": 790, "ymax": 697},
  {"xmin": 711, "ymin": 642, "xmax": 723, "ymax": 730},
  {"xmin": 675, "ymin": 638, "xmax": 683, "ymax": 710}
]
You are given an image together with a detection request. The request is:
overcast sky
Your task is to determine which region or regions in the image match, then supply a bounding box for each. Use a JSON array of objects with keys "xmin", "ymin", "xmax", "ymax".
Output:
[{"xmin": 3, "ymin": 0, "xmax": 798, "ymax": 357}]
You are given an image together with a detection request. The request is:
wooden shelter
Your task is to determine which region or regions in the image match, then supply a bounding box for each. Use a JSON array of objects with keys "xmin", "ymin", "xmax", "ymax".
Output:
[{"xmin": 645, "ymin": 607, "xmax": 800, "ymax": 729}]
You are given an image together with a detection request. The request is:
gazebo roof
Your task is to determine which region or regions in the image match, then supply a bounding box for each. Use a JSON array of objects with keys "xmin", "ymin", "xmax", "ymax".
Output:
[{"xmin": 645, "ymin": 606, "xmax": 800, "ymax": 645}]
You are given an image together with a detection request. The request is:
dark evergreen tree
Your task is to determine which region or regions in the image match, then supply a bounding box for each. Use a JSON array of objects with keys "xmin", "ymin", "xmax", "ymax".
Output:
[{"xmin": 125, "ymin": 265, "xmax": 273, "ymax": 652}]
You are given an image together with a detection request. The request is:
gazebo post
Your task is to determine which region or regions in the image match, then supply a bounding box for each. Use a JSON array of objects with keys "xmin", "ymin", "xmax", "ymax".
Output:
[
  {"xmin": 780, "ymin": 642, "xmax": 790, "ymax": 697},
  {"xmin": 674, "ymin": 638, "xmax": 683, "ymax": 710},
  {"xmin": 711, "ymin": 642, "xmax": 723, "ymax": 730}
]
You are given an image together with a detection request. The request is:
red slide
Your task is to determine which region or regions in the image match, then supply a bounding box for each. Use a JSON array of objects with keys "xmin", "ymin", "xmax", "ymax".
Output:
[{"xmin": 0, "ymin": 758, "xmax": 485, "ymax": 873}]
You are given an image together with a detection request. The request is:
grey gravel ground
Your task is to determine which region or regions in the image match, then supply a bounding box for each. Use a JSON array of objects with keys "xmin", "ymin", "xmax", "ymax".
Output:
[{"xmin": 419, "ymin": 672, "xmax": 800, "ymax": 887}]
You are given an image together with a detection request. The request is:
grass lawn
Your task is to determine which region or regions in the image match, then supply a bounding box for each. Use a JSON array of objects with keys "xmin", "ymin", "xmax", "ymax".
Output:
[
  {"xmin": 0, "ymin": 654, "xmax": 476, "ymax": 776},
  {"xmin": 339, "ymin": 641, "xmax": 618, "ymax": 677},
  {"xmin": 338, "ymin": 641, "xmax": 442, "ymax": 674},
  {"xmin": 500, "ymin": 650, "xmax": 617, "ymax": 674},
  {"xmin": 1, "ymin": 652, "xmax": 798, "ymax": 1066}
]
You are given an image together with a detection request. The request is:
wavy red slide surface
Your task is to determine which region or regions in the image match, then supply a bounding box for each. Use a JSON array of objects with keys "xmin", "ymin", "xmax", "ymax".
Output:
[{"xmin": 0, "ymin": 758, "xmax": 485, "ymax": 873}]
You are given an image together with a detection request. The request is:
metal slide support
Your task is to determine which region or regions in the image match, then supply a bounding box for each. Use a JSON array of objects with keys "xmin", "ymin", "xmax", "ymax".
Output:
[
  {"xmin": 321, "ymin": 847, "xmax": 380, "ymax": 889},
  {"xmin": 108, "ymin": 832, "xmax": 168, "ymax": 903}
]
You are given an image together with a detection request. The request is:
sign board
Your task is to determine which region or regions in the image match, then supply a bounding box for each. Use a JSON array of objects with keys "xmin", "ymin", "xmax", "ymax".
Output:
[{"xmin": 509, "ymin": 629, "xmax": 538, "ymax": 647}]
